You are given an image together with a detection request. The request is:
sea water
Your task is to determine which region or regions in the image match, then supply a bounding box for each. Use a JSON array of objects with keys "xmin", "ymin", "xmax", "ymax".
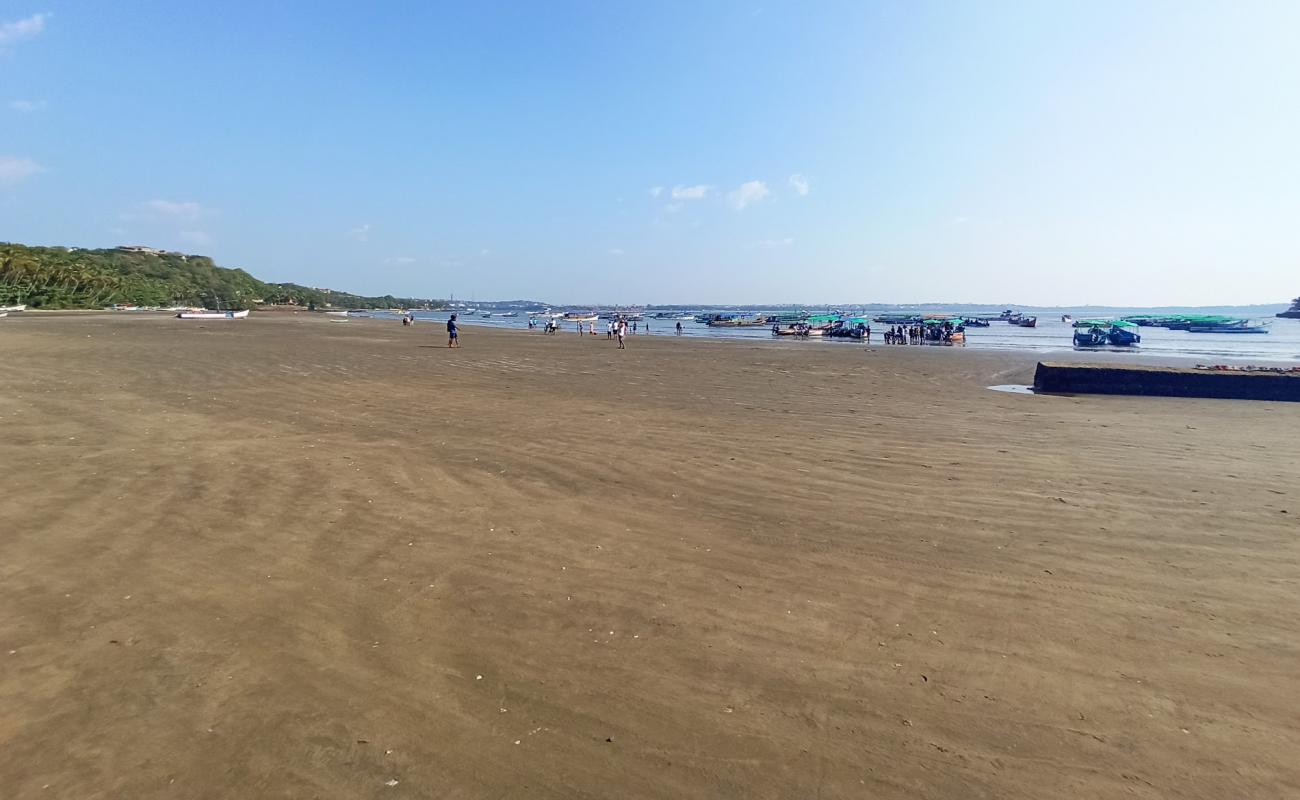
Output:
[{"xmin": 383, "ymin": 311, "xmax": 1300, "ymax": 363}]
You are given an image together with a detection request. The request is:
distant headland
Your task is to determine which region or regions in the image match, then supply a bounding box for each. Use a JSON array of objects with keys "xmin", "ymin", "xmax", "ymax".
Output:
[{"xmin": 0, "ymin": 242, "xmax": 447, "ymax": 311}]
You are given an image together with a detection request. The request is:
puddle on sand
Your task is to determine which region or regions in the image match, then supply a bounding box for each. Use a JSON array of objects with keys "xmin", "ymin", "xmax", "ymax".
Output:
[{"xmin": 987, "ymin": 384, "xmax": 1035, "ymax": 394}]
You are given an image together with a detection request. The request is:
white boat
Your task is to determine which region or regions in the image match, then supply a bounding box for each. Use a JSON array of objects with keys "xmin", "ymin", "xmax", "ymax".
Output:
[
  {"xmin": 176, "ymin": 309, "xmax": 250, "ymax": 320},
  {"xmin": 562, "ymin": 312, "xmax": 599, "ymax": 323},
  {"xmin": 0, "ymin": 304, "xmax": 25, "ymax": 312}
]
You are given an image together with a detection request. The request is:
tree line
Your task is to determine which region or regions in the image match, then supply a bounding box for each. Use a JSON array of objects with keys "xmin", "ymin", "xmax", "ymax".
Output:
[{"xmin": 0, "ymin": 243, "xmax": 444, "ymax": 310}]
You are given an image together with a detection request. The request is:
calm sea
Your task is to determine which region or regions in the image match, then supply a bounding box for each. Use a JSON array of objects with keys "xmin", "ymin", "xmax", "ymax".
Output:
[{"xmin": 381, "ymin": 310, "xmax": 1300, "ymax": 364}]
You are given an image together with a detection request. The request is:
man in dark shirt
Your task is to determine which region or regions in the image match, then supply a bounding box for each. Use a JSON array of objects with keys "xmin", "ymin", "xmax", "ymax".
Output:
[{"xmin": 447, "ymin": 314, "xmax": 459, "ymax": 348}]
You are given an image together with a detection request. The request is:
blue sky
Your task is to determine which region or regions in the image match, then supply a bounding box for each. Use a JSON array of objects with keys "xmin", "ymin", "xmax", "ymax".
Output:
[{"xmin": 3, "ymin": 1, "xmax": 1298, "ymax": 305}]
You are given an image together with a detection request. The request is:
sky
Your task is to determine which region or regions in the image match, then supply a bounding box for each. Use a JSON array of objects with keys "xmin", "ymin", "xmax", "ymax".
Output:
[{"xmin": 2, "ymin": 1, "xmax": 1298, "ymax": 305}]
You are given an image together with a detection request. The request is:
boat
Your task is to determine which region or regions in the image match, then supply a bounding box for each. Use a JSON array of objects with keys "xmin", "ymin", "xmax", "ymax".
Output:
[
  {"xmin": 963, "ymin": 318, "xmax": 990, "ymax": 327},
  {"xmin": 0, "ymin": 304, "xmax": 25, "ymax": 312},
  {"xmin": 1107, "ymin": 320, "xmax": 1141, "ymax": 346},
  {"xmin": 1188, "ymin": 322, "xmax": 1270, "ymax": 334},
  {"xmin": 561, "ymin": 312, "xmax": 599, "ymax": 323},
  {"xmin": 1015, "ymin": 316, "xmax": 1038, "ymax": 328},
  {"xmin": 704, "ymin": 314, "xmax": 770, "ymax": 327},
  {"xmin": 1073, "ymin": 319, "xmax": 1140, "ymax": 346},
  {"xmin": 1277, "ymin": 298, "xmax": 1300, "ymax": 319},
  {"xmin": 481, "ymin": 312, "xmax": 493, "ymax": 317},
  {"xmin": 1061, "ymin": 315, "xmax": 1074, "ymax": 324},
  {"xmin": 176, "ymin": 309, "xmax": 250, "ymax": 319},
  {"xmin": 499, "ymin": 311, "xmax": 518, "ymax": 317}
]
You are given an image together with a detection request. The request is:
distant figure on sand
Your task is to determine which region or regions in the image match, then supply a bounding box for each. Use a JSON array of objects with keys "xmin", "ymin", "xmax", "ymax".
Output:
[
  {"xmin": 607, "ymin": 321, "xmax": 614, "ymax": 340},
  {"xmin": 617, "ymin": 320, "xmax": 627, "ymax": 349},
  {"xmin": 447, "ymin": 314, "xmax": 459, "ymax": 347},
  {"xmin": 676, "ymin": 321, "xmax": 683, "ymax": 334},
  {"xmin": 589, "ymin": 321, "xmax": 596, "ymax": 336}
]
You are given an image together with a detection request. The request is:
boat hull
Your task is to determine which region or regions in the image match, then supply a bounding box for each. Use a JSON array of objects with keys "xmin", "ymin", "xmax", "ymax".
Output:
[{"xmin": 177, "ymin": 310, "xmax": 250, "ymax": 320}]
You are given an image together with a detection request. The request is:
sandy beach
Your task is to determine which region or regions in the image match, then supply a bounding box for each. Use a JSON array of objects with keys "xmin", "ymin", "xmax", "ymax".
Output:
[{"xmin": 2, "ymin": 314, "xmax": 1298, "ymax": 799}]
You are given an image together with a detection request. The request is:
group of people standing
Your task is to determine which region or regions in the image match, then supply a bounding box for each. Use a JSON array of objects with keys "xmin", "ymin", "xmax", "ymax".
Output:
[{"xmin": 882, "ymin": 321, "xmax": 964, "ymax": 344}]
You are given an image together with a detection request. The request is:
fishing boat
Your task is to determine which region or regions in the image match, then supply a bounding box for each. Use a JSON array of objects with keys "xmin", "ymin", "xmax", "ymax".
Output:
[
  {"xmin": 963, "ymin": 318, "xmax": 990, "ymax": 327},
  {"xmin": 499, "ymin": 311, "xmax": 518, "ymax": 317},
  {"xmin": 1072, "ymin": 321, "xmax": 1109, "ymax": 347},
  {"xmin": 1107, "ymin": 320, "xmax": 1141, "ymax": 346},
  {"xmin": 1015, "ymin": 316, "xmax": 1038, "ymax": 328},
  {"xmin": 705, "ymin": 314, "xmax": 770, "ymax": 327},
  {"xmin": 1073, "ymin": 319, "xmax": 1140, "ymax": 346},
  {"xmin": 562, "ymin": 312, "xmax": 599, "ymax": 323},
  {"xmin": 1188, "ymin": 321, "xmax": 1270, "ymax": 334},
  {"xmin": 481, "ymin": 311, "xmax": 493, "ymax": 317},
  {"xmin": 0, "ymin": 304, "xmax": 25, "ymax": 312},
  {"xmin": 1061, "ymin": 315, "xmax": 1074, "ymax": 324},
  {"xmin": 176, "ymin": 309, "xmax": 250, "ymax": 319}
]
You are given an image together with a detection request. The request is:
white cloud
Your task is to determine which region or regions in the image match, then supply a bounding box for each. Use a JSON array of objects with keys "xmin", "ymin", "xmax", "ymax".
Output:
[
  {"xmin": 9, "ymin": 99, "xmax": 47, "ymax": 113},
  {"xmin": 142, "ymin": 199, "xmax": 210, "ymax": 220},
  {"xmin": 384, "ymin": 256, "xmax": 416, "ymax": 264},
  {"xmin": 0, "ymin": 13, "xmax": 47, "ymax": 50},
  {"xmin": 728, "ymin": 180, "xmax": 770, "ymax": 210},
  {"xmin": 608, "ymin": 247, "xmax": 624, "ymax": 256},
  {"xmin": 788, "ymin": 173, "xmax": 810, "ymax": 196},
  {"xmin": 752, "ymin": 237, "xmax": 794, "ymax": 249},
  {"xmin": 0, "ymin": 156, "xmax": 44, "ymax": 185},
  {"xmin": 346, "ymin": 223, "xmax": 372, "ymax": 242},
  {"xmin": 648, "ymin": 186, "xmax": 664, "ymax": 198},
  {"xmin": 671, "ymin": 184, "xmax": 712, "ymax": 200},
  {"xmin": 178, "ymin": 230, "xmax": 213, "ymax": 248}
]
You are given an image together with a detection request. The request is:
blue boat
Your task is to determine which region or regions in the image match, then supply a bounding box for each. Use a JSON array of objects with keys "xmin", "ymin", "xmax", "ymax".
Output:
[{"xmin": 1107, "ymin": 321, "xmax": 1141, "ymax": 346}]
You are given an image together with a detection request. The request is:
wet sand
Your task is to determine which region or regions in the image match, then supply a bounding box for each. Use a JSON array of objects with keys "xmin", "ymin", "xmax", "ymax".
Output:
[{"xmin": 1, "ymin": 314, "xmax": 1298, "ymax": 799}]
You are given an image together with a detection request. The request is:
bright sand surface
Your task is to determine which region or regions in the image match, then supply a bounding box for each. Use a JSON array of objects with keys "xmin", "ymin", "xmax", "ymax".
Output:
[{"xmin": 2, "ymin": 314, "xmax": 1298, "ymax": 799}]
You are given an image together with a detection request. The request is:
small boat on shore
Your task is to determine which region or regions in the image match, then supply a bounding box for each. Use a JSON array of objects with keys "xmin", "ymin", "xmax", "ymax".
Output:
[
  {"xmin": 0, "ymin": 304, "xmax": 25, "ymax": 312},
  {"xmin": 177, "ymin": 309, "xmax": 250, "ymax": 320}
]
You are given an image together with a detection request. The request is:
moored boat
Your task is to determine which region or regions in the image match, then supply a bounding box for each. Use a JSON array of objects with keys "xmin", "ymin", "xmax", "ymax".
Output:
[
  {"xmin": 1015, "ymin": 316, "xmax": 1037, "ymax": 328},
  {"xmin": 177, "ymin": 309, "xmax": 250, "ymax": 319},
  {"xmin": 1188, "ymin": 322, "xmax": 1269, "ymax": 334},
  {"xmin": 0, "ymin": 304, "xmax": 25, "ymax": 312}
]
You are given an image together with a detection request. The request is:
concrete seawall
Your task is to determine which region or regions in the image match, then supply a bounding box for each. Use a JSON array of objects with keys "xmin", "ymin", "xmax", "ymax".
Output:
[{"xmin": 1033, "ymin": 362, "xmax": 1300, "ymax": 402}]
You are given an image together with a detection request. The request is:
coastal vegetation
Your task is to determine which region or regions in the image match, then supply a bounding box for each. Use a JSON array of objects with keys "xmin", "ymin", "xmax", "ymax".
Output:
[{"xmin": 0, "ymin": 242, "xmax": 444, "ymax": 310}]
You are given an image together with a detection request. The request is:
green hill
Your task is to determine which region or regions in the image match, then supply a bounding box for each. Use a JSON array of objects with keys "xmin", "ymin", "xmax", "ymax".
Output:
[{"xmin": 0, "ymin": 243, "xmax": 444, "ymax": 310}]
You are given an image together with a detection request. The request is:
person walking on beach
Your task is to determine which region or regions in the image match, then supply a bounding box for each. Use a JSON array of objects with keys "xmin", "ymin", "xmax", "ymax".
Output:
[
  {"xmin": 606, "ymin": 320, "xmax": 614, "ymax": 340},
  {"xmin": 589, "ymin": 320, "xmax": 596, "ymax": 336},
  {"xmin": 616, "ymin": 319, "xmax": 627, "ymax": 349},
  {"xmin": 676, "ymin": 321, "xmax": 683, "ymax": 335},
  {"xmin": 447, "ymin": 313, "xmax": 459, "ymax": 347}
]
